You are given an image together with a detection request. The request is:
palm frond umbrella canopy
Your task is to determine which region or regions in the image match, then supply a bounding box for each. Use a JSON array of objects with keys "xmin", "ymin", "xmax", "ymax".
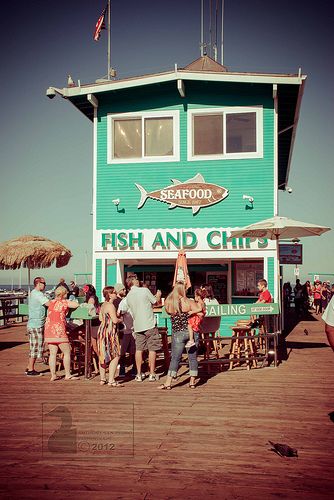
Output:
[{"xmin": 0, "ymin": 235, "xmax": 72, "ymax": 286}]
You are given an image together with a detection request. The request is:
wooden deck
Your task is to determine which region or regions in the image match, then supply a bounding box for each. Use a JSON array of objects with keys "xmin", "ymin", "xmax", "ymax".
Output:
[{"xmin": 0, "ymin": 313, "xmax": 334, "ymax": 499}]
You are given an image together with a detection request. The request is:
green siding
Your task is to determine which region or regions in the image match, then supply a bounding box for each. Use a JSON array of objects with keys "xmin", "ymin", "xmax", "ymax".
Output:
[
  {"xmin": 267, "ymin": 257, "xmax": 275, "ymax": 296},
  {"xmin": 106, "ymin": 263, "xmax": 117, "ymax": 286},
  {"xmin": 95, "ymin": 81, "xmax": 274, "ymax": 231},
  {"xmin": 95, "ymin": 259, "xmax": 102, "ymax": 301}
]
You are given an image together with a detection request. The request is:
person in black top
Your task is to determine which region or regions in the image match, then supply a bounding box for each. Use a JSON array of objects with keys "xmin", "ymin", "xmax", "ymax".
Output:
[
  {"xmin": 55, "ymin": 278, "xmax": 70, "ymax": 293},
  {"xmin": 69, "ymin": 280, "xmax": 79, "ymax": 297}
]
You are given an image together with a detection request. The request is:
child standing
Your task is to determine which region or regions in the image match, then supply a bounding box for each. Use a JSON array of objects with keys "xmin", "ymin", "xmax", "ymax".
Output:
[
  {"xmin": 250, "ymin": 279, "xmax": 272, "ymax": 326},
  {"xmin": 185, "ymin": 288, "xmax": 206, "ymax": 348}
]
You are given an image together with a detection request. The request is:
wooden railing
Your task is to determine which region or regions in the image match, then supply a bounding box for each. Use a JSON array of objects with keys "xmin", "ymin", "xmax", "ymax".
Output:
[{"xmin": 0, "ymin": 295, "xmax": 28, "ymax": 327}]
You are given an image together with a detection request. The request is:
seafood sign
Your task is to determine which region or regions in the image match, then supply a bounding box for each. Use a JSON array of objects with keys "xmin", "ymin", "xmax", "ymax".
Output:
[{"xmin": 135, "ymin": 173, "xmax": 229, "ymax": 215}]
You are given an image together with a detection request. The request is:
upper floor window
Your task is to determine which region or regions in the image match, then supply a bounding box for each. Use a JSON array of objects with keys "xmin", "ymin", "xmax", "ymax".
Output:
[
  {"xmin": 107, "ymin": 110, "xmax": 180, "ymax": 163},
  {"xmin": 188, "ymin": 106, "xmax": 263, "ymax": 161}
]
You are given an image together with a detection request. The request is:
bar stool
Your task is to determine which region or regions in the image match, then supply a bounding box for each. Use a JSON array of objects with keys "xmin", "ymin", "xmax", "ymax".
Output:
[
  {"xmin": 201, "ymin": 316, "xmax": 222, "ymax": 360},
  {"xmin": 229, "ymin": 325, "xmax": 257, "ymax": 370}
]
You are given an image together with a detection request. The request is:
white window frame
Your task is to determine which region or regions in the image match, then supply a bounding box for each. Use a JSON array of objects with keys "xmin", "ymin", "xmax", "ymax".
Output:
[
  {"xmin": 107, "ymin": 110, "xmax": 180, "ymax": 164},
  {"xmin": 187, "ymin": 106, "xmax": 263, "ymax": 161}
]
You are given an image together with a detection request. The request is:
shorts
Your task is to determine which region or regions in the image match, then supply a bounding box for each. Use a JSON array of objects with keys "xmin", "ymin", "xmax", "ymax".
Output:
[
  {"xmin": 27, "ymin": 327, "xmax": 44, "ymax": 359},
  {"xmin": 135, "ymin": 327, "xmax": 161, "ymax": 352},
  {"xmin": 121, "ymin": 334, "xmax": 136, "ymax": 356}
]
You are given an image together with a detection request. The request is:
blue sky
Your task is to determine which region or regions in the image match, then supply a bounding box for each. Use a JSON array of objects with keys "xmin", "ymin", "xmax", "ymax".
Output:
[{"xmin": 1, "ymin": 0, "xmax": 333, "ymax": 286}]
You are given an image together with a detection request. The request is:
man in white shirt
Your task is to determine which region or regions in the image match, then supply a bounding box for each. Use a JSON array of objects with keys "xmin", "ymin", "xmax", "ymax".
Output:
[
  {"xmin": 125, "ymin": 276, "xmax": 162, "ymax": 381},
  {"xmin": 322, "ymin": 295, "xmax": 334, "ymax": 352},
  {"xmin": 26, "ymin": 276, "xmax": 50, "ymax": 376}
]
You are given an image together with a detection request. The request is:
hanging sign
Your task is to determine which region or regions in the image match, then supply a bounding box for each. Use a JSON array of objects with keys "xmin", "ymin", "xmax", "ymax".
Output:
[
  {"xmin": 161, "ymin": 302, "xmax": 280, "ymax": 318},
  {"xmin": 205, "ymin": 302, "xmax": 280, "ymax": 316},
  {"xmin": 135, "ymin": 173, "xmax": 229, "ymax": 215},
  {"xmin": 279, "ymin": 244, "xmax": 303, "ymax": 264}
]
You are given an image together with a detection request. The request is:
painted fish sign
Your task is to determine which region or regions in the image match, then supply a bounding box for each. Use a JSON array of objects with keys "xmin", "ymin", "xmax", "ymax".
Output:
[{"xmin": 135, "ymin": 173, "xmax": 229, "ymax": 215}]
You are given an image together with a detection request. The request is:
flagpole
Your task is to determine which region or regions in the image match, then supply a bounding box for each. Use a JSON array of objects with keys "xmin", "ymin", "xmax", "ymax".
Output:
[
  {"xmin": 221, "ymin": 0, "xmax": 224, "ymax": 65},
  {"xmin": 107, "ymin": 0, "xmax": 111, "ymax": 79}
]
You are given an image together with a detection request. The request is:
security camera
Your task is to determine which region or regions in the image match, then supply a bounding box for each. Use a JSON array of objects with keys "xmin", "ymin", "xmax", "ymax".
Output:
[
  {"xmin": 243, "ymin": 194, "xmax": 254, "ymax": 203},
  {"xmin": 286, "ymin": 187, "xmax": 293, "ymax": 194},
  {"xmin": 46, "ymin": 87, "xmax": 56, "ymax": 99},
  {"xmin": 112, "ymin": 198, "xmax": 120, "ymax": 206}
]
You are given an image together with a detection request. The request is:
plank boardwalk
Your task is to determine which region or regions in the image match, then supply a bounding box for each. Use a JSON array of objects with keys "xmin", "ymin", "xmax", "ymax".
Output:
[{"xmin": 0, "ymin": 313, "xmax": 333, "ymax": 499}]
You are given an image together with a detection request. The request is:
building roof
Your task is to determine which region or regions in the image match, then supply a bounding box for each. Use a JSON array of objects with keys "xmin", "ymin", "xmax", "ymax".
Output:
[
  {"xmin": 184, "ymin": 55, "xmax": 228, "ymax": 72},
  {"xmin": 47, "ymin": 57, "xmax": 306, "ymax": 189}
]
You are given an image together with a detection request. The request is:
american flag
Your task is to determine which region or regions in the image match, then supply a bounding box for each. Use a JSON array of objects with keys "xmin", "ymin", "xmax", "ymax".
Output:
[{"xmin": 93, "ymin": 6, "xmax": 107, "ymax": 41}]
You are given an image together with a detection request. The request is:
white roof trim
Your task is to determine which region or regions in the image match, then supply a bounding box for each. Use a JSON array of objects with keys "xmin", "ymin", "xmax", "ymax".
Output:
[{"xmin": 51, "ymin": 71, "xmax": 307, "ymax": 99}]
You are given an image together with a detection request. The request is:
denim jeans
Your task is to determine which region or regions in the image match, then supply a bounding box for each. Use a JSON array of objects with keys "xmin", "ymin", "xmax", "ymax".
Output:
[{"xmin": 168, "ymin": 330, "xmax": 199, "ymax": 377}]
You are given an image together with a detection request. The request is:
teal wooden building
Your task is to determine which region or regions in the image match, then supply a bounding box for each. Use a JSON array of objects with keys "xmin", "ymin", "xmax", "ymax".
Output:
[{"xmin": 48, "ymin": 56, "xmax": 306, "ymax": 320}]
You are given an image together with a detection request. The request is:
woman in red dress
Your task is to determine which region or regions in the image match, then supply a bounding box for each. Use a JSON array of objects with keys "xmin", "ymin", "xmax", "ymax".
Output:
[{"xmin": 44, "ymin": 286, "xmax": 79, "ymax": 381}]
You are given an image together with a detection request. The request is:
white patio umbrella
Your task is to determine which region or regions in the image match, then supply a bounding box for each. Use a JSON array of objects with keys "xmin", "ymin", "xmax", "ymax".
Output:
[
  {"xmin": 229, "ymin": 216, "xmax": 330, "ymax": 240},
  {"xmin": 229, "ymin": 216, "xmax": 330, "ymax": 329}
]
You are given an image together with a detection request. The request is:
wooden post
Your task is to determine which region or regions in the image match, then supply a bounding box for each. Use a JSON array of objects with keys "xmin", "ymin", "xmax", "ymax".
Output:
[{"xmin": 84, "ymin": 319, "xmax": 92, "ymax": 379}]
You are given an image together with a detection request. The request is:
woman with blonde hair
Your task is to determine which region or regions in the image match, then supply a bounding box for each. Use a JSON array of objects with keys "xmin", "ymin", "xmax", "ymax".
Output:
[
  {"xmin": 97, "ymin": 286, "xmax": 122, "ymax": 386},
  {"xmin": 158, "ymin": 282, "xmax": 202, "ymax": 390},
  {"xmin": 44, "ymin": 286, "xmax": 79, "ymax": 381}
]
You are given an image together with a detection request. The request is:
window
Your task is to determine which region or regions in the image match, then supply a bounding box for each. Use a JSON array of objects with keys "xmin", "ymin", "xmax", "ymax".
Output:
[
  {"xmin": 108, "ymin": 111, "xmax": 179, "ymax": 163},
  {"xmin": 193, "ymin": 115, "xmax": 223, "ymax": 155},
  {"xmin": 226, "ymin": 112, "xmax": 256, "ymax": 153},
  {"xmin": 188, "ymin": 106, "xmax": 263, "ymax": 160}
]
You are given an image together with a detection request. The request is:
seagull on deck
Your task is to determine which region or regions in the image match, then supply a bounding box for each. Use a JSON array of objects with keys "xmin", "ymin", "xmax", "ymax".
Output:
[{"xmin": 67, "ymin": 74, "xmax": 76, "ymax": 87}]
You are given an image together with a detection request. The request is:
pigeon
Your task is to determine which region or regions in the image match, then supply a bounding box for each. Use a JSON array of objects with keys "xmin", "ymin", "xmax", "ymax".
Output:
[
  {"xmin": 304, "ymin": 329, "xmax": 309, "ymax": 335},
  {"xmin": 268, "ymin": 441, "xmax": 298, "ymax": 457}
]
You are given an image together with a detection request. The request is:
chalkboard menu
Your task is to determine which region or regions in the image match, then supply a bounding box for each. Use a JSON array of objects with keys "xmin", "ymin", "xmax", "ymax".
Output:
[
  {"xmin": 126, "ymin": 271, "xmax": 157, "ymax": 294},
  {"xmin": 207, "ymin": 273, "xmax": 227, "ymax": 303}
]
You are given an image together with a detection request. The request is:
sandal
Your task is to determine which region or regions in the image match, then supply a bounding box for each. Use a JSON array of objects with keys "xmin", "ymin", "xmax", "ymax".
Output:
[
  {"xmin": 158, "ymin": 384, "xmax": 172, "ymax": 390},
  {"xmin": 108, "ymin": 381, "xmax": 123, "ymax": 387},
  {"xmin": 50, "ymin": 376, "xmax": 61, "ymax": 382},
  {"xmin": 100, "ymin": 380, "xmax": 107, "ymax": 385},
  {"xmin": 189, "ymin": 384, "xmax": 196, "ymax": 389},
  {"xmin": 64, "ymin": 375, "xmax": 80, "ymax": 381}
]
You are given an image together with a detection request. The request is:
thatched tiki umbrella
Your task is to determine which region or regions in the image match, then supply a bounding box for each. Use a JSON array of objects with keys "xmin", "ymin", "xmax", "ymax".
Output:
[{"xmin": 0, "ymin": 235, "xmax": 72, "ymax": 287}]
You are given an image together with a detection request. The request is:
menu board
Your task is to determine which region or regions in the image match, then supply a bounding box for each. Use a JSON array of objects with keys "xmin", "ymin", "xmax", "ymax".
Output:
[
  {"xmin": 144, "ymin": 272, "xmax": 157, "ymax": 294},
  {"xmin": 233, "ymin": 261, "xmax": 263, "ymax": 296}
]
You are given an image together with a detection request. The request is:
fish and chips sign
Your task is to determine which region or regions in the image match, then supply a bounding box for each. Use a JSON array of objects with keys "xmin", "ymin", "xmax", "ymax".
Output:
[
  {"xmin": 99, "ymin": 228, "xmax": 271, "ymax": 252},
  {"xmin": 135, "ymin": 173, "xmax": 229, "ymax": 215}
]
